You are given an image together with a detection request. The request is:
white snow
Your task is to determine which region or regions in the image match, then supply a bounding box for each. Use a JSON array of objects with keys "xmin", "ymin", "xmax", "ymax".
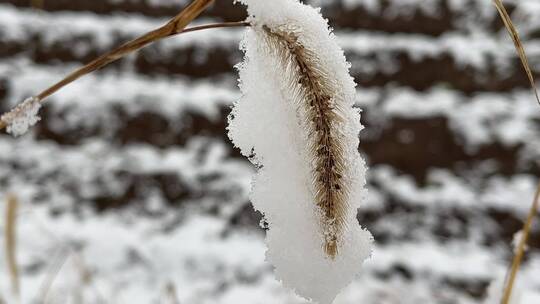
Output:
[
  {"xmin": 1, "ymin": 96, "xmax": 42, "ymax": 137},
  {"xmin": 1, "ymin": 0, "xmax": 540, "ymax": 303},
  {"xmin": 512, "ymin": 230, "xmax": 528, "ymax": 254}
]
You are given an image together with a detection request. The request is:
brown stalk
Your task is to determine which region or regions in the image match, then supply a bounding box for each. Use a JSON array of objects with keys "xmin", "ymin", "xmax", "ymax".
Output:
[
  {"xmin": 493, "ymin": 0, "xmax": 540, "ymax": 106},
  {"xmin": 0, "ymin": 0, "xmax": 233, "ymax": 131},
  {"xmin": 501, "ymin": 182, "xmax": 540, "ymax": 304},
  {"xmin": 493, "ymin": 1, "xmax": 540, "ymax": 303},
  {"xmin": 4, "ymin": 194, "xmax": 20, "ymax": 301}
]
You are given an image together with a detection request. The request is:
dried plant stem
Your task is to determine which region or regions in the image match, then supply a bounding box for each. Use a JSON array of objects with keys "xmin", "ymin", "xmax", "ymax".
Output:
[
  {"xmin": 493, "ymin": 0, "xmax": 540, "ymax": 106},
  {"xmin": 493, "ymin": 1, "xmax": 540, "ymax": 303},
  {"xmin": 4, "ymin": 194, "xmax": 20, "ymax": 302},
  {"xmin": 501, "ymin": 182, "xmax": 540, "ymax": 304},
  {"xmin": 34, "ymin": 0, "xmax": 215, "ymax": 101},
  {"xmin": 182, "ymin": 21, "xmax": 250, "ymax": 34},
  {"xmin": 0, "ymin": 0, "xmax": 233, "ymax": 131}
]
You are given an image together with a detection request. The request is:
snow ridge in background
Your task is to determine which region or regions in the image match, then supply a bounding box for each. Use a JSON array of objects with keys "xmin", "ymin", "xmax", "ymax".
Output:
[{"xmin": 228, "ymin": 0, "xmax": 372, "ymax": 303}]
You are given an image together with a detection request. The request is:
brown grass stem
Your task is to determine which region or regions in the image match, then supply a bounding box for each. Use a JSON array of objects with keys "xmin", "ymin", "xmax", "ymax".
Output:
[
  {"xmin": 0, "ymin": 0, "xmax": 242, "ymax": 131},
  {"xmin": 493, "ymin": 0, "xmax": 540, "ymax": 107},
  {"xmin": 181, "ymin": 21, "xmax": 250, "ymax": 34},
  {"xmin": 501, "ymin": 182, "xmax": 540, "ymax": 304},
  {"xmin": 4, "ymin": 194, "xmax": 20, "ymax": 302},
  {"xmin": 493, "ymin": 1, "xmax": 540, "ymax": 303}
]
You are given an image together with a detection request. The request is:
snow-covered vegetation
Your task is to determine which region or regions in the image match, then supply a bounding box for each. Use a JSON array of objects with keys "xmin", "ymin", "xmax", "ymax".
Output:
[
  {"xmin": 0, "ymin": 0, "xmax": 540, "ymax": 303},
  {"xmin": 1, "ymin": 96, "xmax": 41, "ymax": 137},
  {"xmin": 229, "ymin": 0, "xmax": 372, "ymax": 302}
]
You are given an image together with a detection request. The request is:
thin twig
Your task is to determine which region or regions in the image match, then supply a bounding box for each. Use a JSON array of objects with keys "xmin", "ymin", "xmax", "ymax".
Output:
[
  {"xmin": 493, "ymin": 1, "xmax": 540, "ymax": 303},
  {"xmin": 493, "ymin": 0, "xmax": 540, "ymax": 107},
  {"xmin": 4, "ymin": 194, "xmax": 20, "ymax": 302},
  {"xmin": 501, "ymin": 182, "xmax": 540, "ymax": 304},
  {"xmin": 0, "ymin": 0, "xmax": 227, "ymax": 131},
  {"xmin": 181, "ymin": 21, "xmax": 250, "ymax": 34}
]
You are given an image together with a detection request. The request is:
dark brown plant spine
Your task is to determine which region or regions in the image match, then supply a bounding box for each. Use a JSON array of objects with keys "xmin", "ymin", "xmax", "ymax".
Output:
[{"xmin": 262, "ymin": 25, "xmax": 348, "ymax": 259}]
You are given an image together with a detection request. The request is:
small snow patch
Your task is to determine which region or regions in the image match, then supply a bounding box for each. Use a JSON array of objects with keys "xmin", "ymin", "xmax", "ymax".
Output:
[
  {"xmin": 1, "ymin": 96, "xmax": 42, "ymax": 137},
  {"xmin": 512, "ymin": 230, "xmax": 528, "ymax": 254}
]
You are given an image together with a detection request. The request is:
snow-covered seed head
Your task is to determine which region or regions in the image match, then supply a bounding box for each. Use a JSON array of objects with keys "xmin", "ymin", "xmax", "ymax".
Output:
[
  {"xmin": 229, "ymin": 0, "xmax": 372, "ymax": 302},
  {"xmin": 1, "ymin": 97, "xmax": 42, "ymax": 137},
  {"xmin": 262, "ymin": 25, "xmax": 349, "ymax": 258}
]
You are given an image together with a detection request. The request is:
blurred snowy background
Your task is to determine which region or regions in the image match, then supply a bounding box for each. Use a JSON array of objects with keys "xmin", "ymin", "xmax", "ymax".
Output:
[{"xmin": 0, "ymin": 0, "xmax": 540, "ymax": 303}]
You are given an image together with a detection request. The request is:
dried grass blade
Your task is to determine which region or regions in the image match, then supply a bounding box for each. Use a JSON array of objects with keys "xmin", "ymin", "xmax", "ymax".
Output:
[
  {"xmin": 34, "ymin": 0, "xmax": 214, "ymax": 102},
  {"xmin": 493, "ymin": 1, "xmax": 540, "ymax": 303},
  {"xmin": 0, "ymin": 0, "xmax": 216, "ymax": 131},
  {"xmin": 501, "ymin": 182, "xmax": 540, "ymax": 304},
  {"xmin": 4, "ymin": 194, "xmax": 20, "ymax": 301},
  {"xmin": 493, "ymin": 0, "xmax": 540, "ymax": 106}
]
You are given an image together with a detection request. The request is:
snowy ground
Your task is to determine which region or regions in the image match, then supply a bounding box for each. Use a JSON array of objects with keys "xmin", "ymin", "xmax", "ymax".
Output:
[{"xmin": 0, "ymin": 0, "xmax": 540, "ymax": 303}]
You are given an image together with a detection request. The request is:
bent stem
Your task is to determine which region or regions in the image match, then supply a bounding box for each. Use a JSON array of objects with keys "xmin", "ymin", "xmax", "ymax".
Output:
[
  {"xmin": 493, "ymin": 1, "xmax": 540, "ymax": 303},
  {"xmin": 0, "ymin": 0, "xmax": 250, "ymax": 131},
  {"xmin": 501, "ymin": 182, "xmax": 540, "ymax": 304},
  {"xmin": 493, "ymin": 0, "xmax": 540, "ymax": 107}
]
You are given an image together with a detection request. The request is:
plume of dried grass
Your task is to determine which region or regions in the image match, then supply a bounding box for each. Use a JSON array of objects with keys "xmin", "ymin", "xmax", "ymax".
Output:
[
  {"xmin": 4, "ymin": 194, "xmax": 20, "ymax": 302},
  {"xmin": 493, "ymin": 1, "xmax": 540, "ymax": 303},
  {"xmin": 262, "ymin": 25, "xmax": 349, "ymax": 259}
]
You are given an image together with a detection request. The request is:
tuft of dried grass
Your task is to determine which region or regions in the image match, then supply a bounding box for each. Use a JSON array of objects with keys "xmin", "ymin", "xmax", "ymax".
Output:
[
  {"xmin": 4, "ymin": 194, "xmax": 20, "ymax": 302},
  {"xmin": 493, "ymin": 1, "xmax": 540, "ymax": 303}
]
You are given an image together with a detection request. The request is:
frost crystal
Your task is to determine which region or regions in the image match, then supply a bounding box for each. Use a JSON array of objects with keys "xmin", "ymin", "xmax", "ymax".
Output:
[
  {"xmin": 1, "ymin": 96, "xmax": 42, "ymax": 137},
  {"xmin": 228, "ymin": 0, "xmax": 373, "ymax": 303}
]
